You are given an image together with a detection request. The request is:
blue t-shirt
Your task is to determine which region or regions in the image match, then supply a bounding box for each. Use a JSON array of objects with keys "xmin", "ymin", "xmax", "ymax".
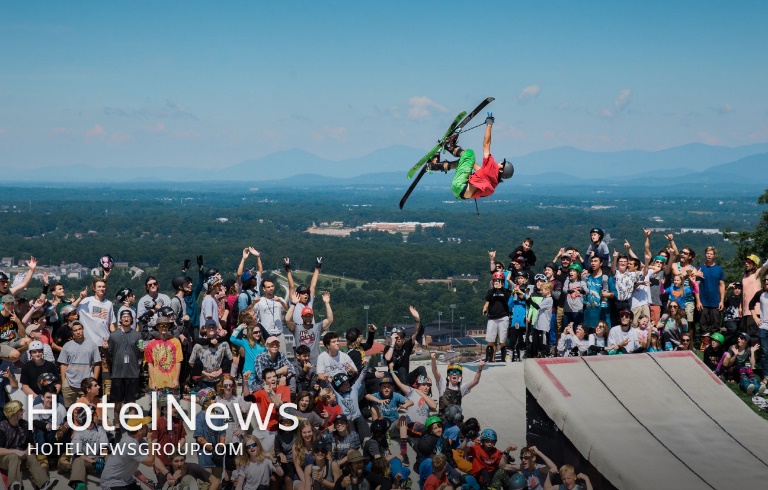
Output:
[
  {"xmin": 370, "ymin": 391, "xmax": 407, "ymax": 423},
  {"xmin": 699, "ymin": 264, "xmax": 725, "ymax": 307},
  {"xmin": 193, "ymin": 410, "xmax": 226, "ymax": 468}
]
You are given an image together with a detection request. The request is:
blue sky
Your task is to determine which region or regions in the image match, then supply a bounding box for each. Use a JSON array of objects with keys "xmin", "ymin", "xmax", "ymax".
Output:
[{"xmin": 1, "ymin": 1, "xmax": 767, "ymax": 170}]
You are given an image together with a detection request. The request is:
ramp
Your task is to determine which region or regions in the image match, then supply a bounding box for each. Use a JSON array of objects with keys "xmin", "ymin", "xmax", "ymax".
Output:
[{"xmin": 525, "ymin": 351, "xmax": 768, "ymax": 489}]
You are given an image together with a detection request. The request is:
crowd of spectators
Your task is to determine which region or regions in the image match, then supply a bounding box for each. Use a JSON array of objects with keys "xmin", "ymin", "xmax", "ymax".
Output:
[{"xmin": 0, "ymin": 229, "xmax": 765, "ymax": 490}]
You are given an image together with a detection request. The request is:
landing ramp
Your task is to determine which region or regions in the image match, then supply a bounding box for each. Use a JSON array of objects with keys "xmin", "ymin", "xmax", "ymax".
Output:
[{"xmin": 525, "ymin": 351, "xmax": 768, "ymax": 489}]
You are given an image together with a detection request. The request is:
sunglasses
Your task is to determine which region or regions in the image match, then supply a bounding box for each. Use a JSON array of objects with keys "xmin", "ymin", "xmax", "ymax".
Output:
[
  {"xmin": 681, "ymin": 338, "xmax": 691, "ymax": 342},
  {"xmin": 619, "ymin": 313, "xmax": 631, "ymax": 318},
  {"xmin": 223, "ymin": 383, "xmax": 234, "ymax": 388},
  {"xmin": 447, "ymin": 370, "xmax": 461, "ymax": 376},
  {"xmin": 246, "ymin": 443, "xmax": 257, "ymax": 450},
  {"xmin": 669, "ymin": 305, "xmax": 679, "ymax": 308},
  {"xmin": 521, "ymin": 456, "xmax": 532, "ymax": 461},
  {"xmin": 679, "ymin": 251, "xmax": 690, "ymax": 255},
  {"xmin": 146, "ymin": 282, "xmax": 158, "ymax": 287}
]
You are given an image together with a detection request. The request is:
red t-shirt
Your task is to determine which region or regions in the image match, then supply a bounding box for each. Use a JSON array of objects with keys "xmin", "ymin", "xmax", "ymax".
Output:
[
  {"xmin": 314, "ymin": 400, "xmax": 342, "ymax": 430},
  {"xmin": 254, "ymin": 385, "xmax": 291, "ymax": 432},
  {"xmin": 424, "ymin": 472, "xmax": 449, "ymax": 490},
  {"xmin": 467, "ymin": 444, "xmax": 502, "ymax": 476},
  {"xmin": 468, "ymin": 154, "xmax": 501, "ymax": 199}
]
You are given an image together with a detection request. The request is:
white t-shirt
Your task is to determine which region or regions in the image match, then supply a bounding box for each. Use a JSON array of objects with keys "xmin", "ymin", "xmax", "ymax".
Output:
[
  {"xmin": 405, "ymin": 389, "xmax": 431, "ymax": 425},
  {"xmin": 239, "ymin": 459, "xmax": 274, "ymax": 490},
  {"xmin": 77, "ymin": 296, "xmax": 115, "ymax": 344},
  {"xmin": 255, "ymin": 297, "xmax": 284, "ymax": 336},
  {"xmin": 200, "ymin": 295, "xmax": 219, "ymax": 328},
  {"xmin": 607, "ymin": 325, "xmax": 641, "ymax": 353},
  {"xmin": 630, "ymin": 271, "xmax": 652, "ymax": 308},
  {"xmin": 317, "ymin": 351, "xmax": 354, "ymax": 379}
]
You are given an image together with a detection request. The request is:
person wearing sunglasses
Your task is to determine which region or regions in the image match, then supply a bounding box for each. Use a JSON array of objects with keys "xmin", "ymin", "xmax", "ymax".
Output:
[
  {"xmin": 431, "ymin": 355, "xmax": 486, "ymax": 415},
  {"xmin": 136, "ymin": 276, "xmax": 171, "ymax": 331},
  {"xmin": 606, "ymin": 310, "xmax": 643, "ymax": 354},
  {"xmin": 302, "ymin": 438, "xmax": 340, "ymax": 490},
  {"xmin": 235, "ymin": 435, "xmax": 283, "ymax": 490},
  {"xmin": 515, "ymin": 445, "xmax": 558, "ymax": 490},
  {"xmin": 657, "ymin": 301, "xmax": 689, "ymax": 351}
]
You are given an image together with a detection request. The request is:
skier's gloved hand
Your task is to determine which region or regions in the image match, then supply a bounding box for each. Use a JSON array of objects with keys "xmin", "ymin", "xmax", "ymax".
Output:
[
  {"xmin": 315, "ymin": 257, "xmax": 323, "ymax": 270},
  {"xmin": 283, "ymin": 257, "xmax": 292, "ymax": 272},
  {"xmin": 484, "ymin": 112, "xmax": 494, "ymax": 126},
  {"xmin": 197, "ymin": 255, "xmax": 204, "ymax": 267},
  {"xmin": 183, "ymin": 259, "xmax": 191, "ymax": 271}
]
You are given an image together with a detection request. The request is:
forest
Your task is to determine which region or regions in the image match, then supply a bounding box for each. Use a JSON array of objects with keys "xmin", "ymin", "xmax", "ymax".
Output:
[{"xmin": 1, "ymin": 183, "xmax": 764, "ymax": 333}]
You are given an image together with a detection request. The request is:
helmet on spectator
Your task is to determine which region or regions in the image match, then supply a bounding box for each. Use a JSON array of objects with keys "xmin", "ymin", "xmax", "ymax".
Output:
[
  {"xmin": 746, "ymin": 254, "xmax": 761, "ymax": 266},
  {"xmin": 171, "ymin": 276, "xmax": 187, "ymax": 291},
  {"xmin": 710, "ymin": 332, "xmax": 725, "ymax": 344},
  {"xmin": 443, "ymin": 405, "xmax": 463, "ymax": 425},
  {"xmin": 590, "ymin": 227, "xmax": 605, "ymax": 241},
  {"xmin": 204, "ymin": 276, "xmax": 221, "ymax": 291},
  {"xmin": 446, "ymin": 363, "xmax": 462, "ymax": 375},
  {"xmin": 413, "ymin": 375, "xmax": 432, "ymax": 387},
  {"xmin": 115, "ymin": 287, "xmax": 133, "ymax": 303},
  {"xmin": 543, "ymin": 261, "xmax": 558, "ymax": 273},
  {"xmin": 0, "ymin": 272, "xmax": 8, "ymax": 282},
  {"xmin": 37, "ymin": 372, "xmax": 58, "ymax": 392},
  {"xmin": 204, "ymin": 268, "xmax": 219, "ymax": 279},
  {"xmin": 508, "ymin": 473, "xmax": 529, "ymax": 490},
  {"xmin": 568, "ymin": 263, "xmax": 583, "ymax": 274},
  {"xmin": 370, "ymin": 419, "xmax": 389, "ymax": 437},
  {"xmin": 332, "ymin": 372, "xmax": 350, "ymax": 390},
  {"xmin": 479, "ymin": 428, "xmax": 498, "ymax": 442},
  {"xmin": 391, "ymin": 326, "xmax": 407, "ymax": 336},
  {"xmin": 196, "ymin": 388, "xmax": 216, "ymax": 406},
  {"xmin": 515, "ymin": 270, "xmax": 529, "ymax": 281},
  {"xmin": 492, "ymin": 271, "xmax": 505, "ymax": 281},
  {"xmin": 159, "ymin": 306, "xmax": 175, "ymax": 318},
  {"xmin": 28, "ymin": 340, "xmax": 45, "ymax": 352},
  {"xmin": 76, "ymin": 405, "xmax": 95, "ymax": 426},
  {"xmin": 619, "ymin": 309, "xmax": 634, "ymax": 320},
  {"xmin": 534, "ymin": 273, "xmax": 547, "ymax": 283},
  {"xmin": 425, "ymin": 416, "xmax": 443, "ymax": 431},
  {"xmin": 100, "ymin": 254, "xmax": 114, "ymax": 271},
  {"xmin": 60, "ymin": 305, "xmax": 77, "ymax": 318}
]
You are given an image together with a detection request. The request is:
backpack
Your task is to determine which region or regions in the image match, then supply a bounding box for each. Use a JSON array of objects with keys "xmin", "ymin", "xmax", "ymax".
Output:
[{"xmin": 229, "ymin": 291, "xmax": 253, "ymax": 330}]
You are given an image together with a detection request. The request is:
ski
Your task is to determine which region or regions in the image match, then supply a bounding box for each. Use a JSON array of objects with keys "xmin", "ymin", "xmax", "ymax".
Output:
[
  {"xmin": 406, "ymin": 111, "xmax": 466, "ymax": 179},
  {"xmin": 399, "ymin": 97, "xmax": 495, "ymax": 209}
]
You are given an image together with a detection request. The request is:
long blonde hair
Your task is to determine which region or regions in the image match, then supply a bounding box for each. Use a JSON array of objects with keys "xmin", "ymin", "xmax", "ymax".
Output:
[
  {"xmin": 236, "ymin": 435, "xmax": 266, "ymax": 468},
  {"xmin": 238, "ymin": 310, "xmax": 262, "ymax": 348},
  {"xmin": 293, "ymin": 420, "xmax": 318, "ymax": 466}
]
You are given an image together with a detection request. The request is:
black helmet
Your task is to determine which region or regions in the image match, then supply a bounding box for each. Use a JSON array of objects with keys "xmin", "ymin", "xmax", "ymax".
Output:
[
  {"xmin": 345, "ymin": 327, "xmax": 361, "ymax": 344},
  {"xmin": 515, "ymin": 270, "xmax": 530, "ymax": 281},
  {"xmin": 332, "ymin": 372, "xmax": 350, "ymax": 390},
  {"xmin": 171, "ymin": 276, "xmax": 187, "ymax": 291},
  {"xmin": 100, "ymin": 254, "xmax": 114, "ymax": 271},
  {"xmin": 391, "ymin": 326, "xmax": 407, "ymax": 336},
  {"xmin": 370, "ymin": 419, "xmax": 389, "ymax": 437},
  {"xmin": 115, "ymin": 287, "xmax": 133, "ymax": 303},
  {"xmin": 37, "ymin": 372, "xmax": 59, "ymax": 392},
  {"xmin": 0, "ymin": 272, "xmax": 8, "ymax": 282},
  {"xmin": 76, "ymin": 405, "xmax": 95, "ymax": 426},
  {"xmin": 443, "ymin": 405, "xmax": 463, "ymax": 425},
  {"xmin": 590, "ymin": 227, "xmax": 605, "ymax": 241},
  {"xmin": 500, "ymin": 159, "xmax": 514, "ymax": 180},
  {"xmin": 159, "ymin": 306, "xmax": 175, "ymax": 318},
  {"xmin": 508, "ymin": 473, "xmax": 529, "ymax": 490},
  {"xmin": 204, "ymin": 267, "xmax": 219, "ymax": 279}
]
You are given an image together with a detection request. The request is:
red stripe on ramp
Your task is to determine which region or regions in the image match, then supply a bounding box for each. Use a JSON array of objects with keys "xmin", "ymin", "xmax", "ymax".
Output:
[
  {"xmin": 537, "ymin": 357, "xmax": 579, "ymax": 397},
  {"xmin": 652, "ymin": 350, "xmax": 724, "ymax": 385}
]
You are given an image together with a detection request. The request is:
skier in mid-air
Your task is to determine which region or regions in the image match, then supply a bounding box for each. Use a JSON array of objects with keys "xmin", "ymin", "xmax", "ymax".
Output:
[{"xmin": 428, "ymin": 113, "xmax": 513, "ymax": 200}]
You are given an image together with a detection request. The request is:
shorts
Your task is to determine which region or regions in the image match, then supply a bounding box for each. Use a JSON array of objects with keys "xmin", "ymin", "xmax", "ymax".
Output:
[
  {"xmin": 0, "ymin": 337, "xmax": 25, "ymax": 358},
  {"xmin": 451, "ymin": 149, "xmax": 476, "ymax": 199},
  {"xmin": 110, "ymin": 377, "xmax": 140, "ymax": 403},
  {"xmin": 486, "ymin": 317, "xmax": 510, "ymax": 344}
]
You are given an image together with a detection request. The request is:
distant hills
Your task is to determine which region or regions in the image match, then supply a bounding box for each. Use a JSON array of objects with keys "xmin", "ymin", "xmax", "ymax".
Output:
[{"xmin": 3, "ymin": 142, "xmax": 767, "ymax": 186}]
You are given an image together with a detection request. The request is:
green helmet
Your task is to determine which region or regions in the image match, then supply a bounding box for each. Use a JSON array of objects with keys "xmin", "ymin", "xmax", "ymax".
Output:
[
  {"xmin": 568, "ymin": 263, "xmax": 583, "ymax": 273},
  {"xmin": 425, "ymin": 416, "xmax": 443, "ymax": 431},
  {"xmin": 710, "ymin": 332, "xmax": 725, "ymax": 344}
]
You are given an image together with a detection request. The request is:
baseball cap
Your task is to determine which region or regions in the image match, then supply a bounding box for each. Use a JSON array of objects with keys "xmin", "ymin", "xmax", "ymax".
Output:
[
  {"xmin": 204, "ymin": 319, "xmax": 218, "ymax": 328},
  {"xmin": 1, "ymin": 294, "xmax": 15, "ymax": 304},
  {"xmin": 241, "ymin": 270, "xmax": 255, "ymax": 283},
  {"xmin": 266, "ymin": 336, "xmax": 280, "ymax": 345},
  {"xmin": 738, "ymin": 332, "xmax": 751, "ymax": 343},
  {"xmin": 120, "ymin": 309, "xmax": 134, "ymax": 319},
  {"xmin": 301, "ymin": 306, "xmax": 313, "ymax": 316},
  {"xmin": 334, "ymin": 414, "xmax": 349, "ymax": 424},
  {"xmin": 123, "ymin": 416, "xmax": 153, "ymax": 431},
  {"xmin": 379, "ymin": 376, "xmax": 394, "ymax": 386}
]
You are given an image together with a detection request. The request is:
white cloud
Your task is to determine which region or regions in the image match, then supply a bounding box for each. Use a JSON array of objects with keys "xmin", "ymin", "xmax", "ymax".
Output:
[
  {"xmin": 407, "ymin": 96, "xmax": 447, "ymax": 119},
  {"xmin": 85, "ymin": 124, "xmax": 105, "ymax": 138},
  {"xmin": 518, "ymin": 85, "xmax": 541, "ymax": 103},
  {"xmin": 601, "ymin": 89, "xmax": 632, "ymax": 118}
]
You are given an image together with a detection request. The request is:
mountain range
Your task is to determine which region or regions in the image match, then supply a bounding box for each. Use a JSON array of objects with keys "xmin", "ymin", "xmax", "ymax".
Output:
[{"xmin": 3, "ymin": 142, "xmax": 767, "ymax": 186}]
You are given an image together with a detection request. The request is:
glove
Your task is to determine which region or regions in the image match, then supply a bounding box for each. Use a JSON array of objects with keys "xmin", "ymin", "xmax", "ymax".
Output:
[
  {"xmin": 283, "ymin": 257, "xmax": 292, "ymax": 272},
  {"xmin": 183, "ymin": 259, "xmax": 191, "ymax": 271},
  {"xmin": 94, "ymin": 456, "xmax": 105, "ymax": 476},
  {"xmin": 315, "ymin": 257, "xmax": 323, "ymax": 269},
  {"xmin": 484, "ymin": 112, "xmax": 494, "ymax": 126},
  {"xmin": 197, "ymin": 255, "xmax": 204, "ymax": 267}
]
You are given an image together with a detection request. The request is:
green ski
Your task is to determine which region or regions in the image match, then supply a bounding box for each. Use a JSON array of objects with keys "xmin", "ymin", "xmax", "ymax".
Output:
[{"xmin": 406, "ymin": 111, "xmax": 466, "ymax": 179}]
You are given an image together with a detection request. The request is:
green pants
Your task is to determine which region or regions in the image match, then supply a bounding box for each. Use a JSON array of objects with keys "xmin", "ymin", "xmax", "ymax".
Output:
[{"xmin": 450, "ymin": 149, "xmax": 475, "ymax": 199}]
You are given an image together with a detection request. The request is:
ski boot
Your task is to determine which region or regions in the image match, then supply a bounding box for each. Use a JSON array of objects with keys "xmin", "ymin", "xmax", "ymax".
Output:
[
  {"xmin": 428, "ymin": 154, "xmax": 448, "ymax": 173},
  {"xmin": 500, "ymin": 346, "xmax": 508, "ymax": 362},
  {"xmin": 485, "ymin": 345, "xmax": 494, "ymax": 363},
  {"xmin": 444, "ymin": 130, "xmax": 460, "ymax": 156}
]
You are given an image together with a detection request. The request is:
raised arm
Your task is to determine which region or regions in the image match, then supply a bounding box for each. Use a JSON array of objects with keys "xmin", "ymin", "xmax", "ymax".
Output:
[
  {"xmin": 488, "ymin": 250, "xmax": 497, "ymax": 272},
  {"xmin": 464, "ymin": 360, "xmax": 486, "ymax": 391},
  {"xmin": 284, "ymin": 257, "xmax": 295, "ymax": 297},
  {"xmin": 409, "ymin": 305, "xmax": 424, "ymax": 344},
  {"xmin": 430, "ymin": 352, "xmax": 441, "ymax": 385},
  {"xmin": 236, "ymin": 247, "xmax": 250, "ymax": 285},
  {"xmin": 285, "ymin": 292, "xmax": 299, "ymax": 332},
  {"xmin": 482, "ymin": 119, "xmax": 492, "ymax": 159},
  {"xmin": 321, "ymin": 291, "xmax": 333, "ymax": 331},
  {"xmin": 10, "ymin": 256, "xmax": 37, "ymax": 295},
  {"xmin": 309, "ymin": 257, "xmax": 321, "ymax": 297}
]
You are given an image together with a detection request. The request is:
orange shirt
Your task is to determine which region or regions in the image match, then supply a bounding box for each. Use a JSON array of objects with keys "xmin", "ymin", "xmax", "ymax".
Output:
[{"xmin": 254, "ymin": 385, "xmax": 291, "ymax": 432}]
